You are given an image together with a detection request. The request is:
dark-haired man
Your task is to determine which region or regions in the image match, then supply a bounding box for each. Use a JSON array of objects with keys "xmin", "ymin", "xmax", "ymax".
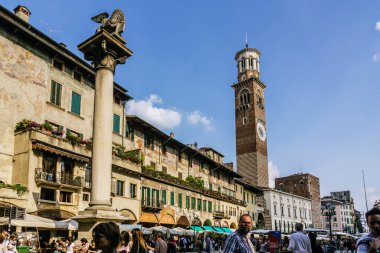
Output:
[
  {"xmin": 155, "ymin": 233, "xmax": 168, "ymax": 253},
  {"xmin": 357, "ymin": 207, "xmax": 380, "ymax": 253},
  {"xmin": 287, "ymin": 223, "xmax": 311, "ymax": 253},
  {"xmin": 223, "ymin": 214, "xmax": 255, "ymax": 253}
]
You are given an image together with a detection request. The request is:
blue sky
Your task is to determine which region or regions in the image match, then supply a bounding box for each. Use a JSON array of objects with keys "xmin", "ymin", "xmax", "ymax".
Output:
[{"xmin": 3, "ymin": 1, "xmax": 380, "ymax": 213}]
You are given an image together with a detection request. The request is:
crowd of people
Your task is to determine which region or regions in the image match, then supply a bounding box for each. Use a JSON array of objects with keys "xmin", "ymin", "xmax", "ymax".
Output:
[{"xmin": 0, "ymin": 207, "xmax": 379, "ymax": 253}]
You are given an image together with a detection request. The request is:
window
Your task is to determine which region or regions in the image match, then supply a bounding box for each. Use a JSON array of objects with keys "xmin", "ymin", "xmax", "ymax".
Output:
[
  {"xmin": 218, "ymin": 186, "xmax": 221, "ymax": 193},
  {"xmin": 162, "ymin": 166, "xmax": 167, "ymax": 174},
  {"xmin": 85, "ymin": 165, "xmax": 92, "ymax": 188},
  {"xmin": 178, "ymin": 172, "xmax": 182, "ymax": 179},
  {"xmin": 52, "ymin": 58, "xmax": 64, "ymax": 71},
  {"xmin": 209, "ymin": 184, "xmax": 212, "ymax": 191},
  {"xmin": 66, "ymin": 129, "xmax": 83, "ymax": 140},
  {"xmin": 59, "ymin": 191, "xmax": 72, "ymax": 203},
  {"xmin": 150, "ymin": 162, "xmax": 156, "ymax": 170},
  {"xmin": 274, "ymin": 204, "xmax": 277, "ymax": 215},
  {"xmin": 113, "ymin": 114, "xmax": 120, "ymax": 134},
  {"xmin": 178, "ymin": 193, "xmax": 182, "ymax": 208},
  {"xmin": 130, "ymin": 184, "xmax": 137, "ymax": 198},
  {"xmin": 40, "ymin": 188, "xmax": 55, "ymax": 201},
  {"xmin": 208, "ymin": 201, "xmax": 212, "ymax": 212},
  {"xmin": 126, "ymin": 123, "xmax": 134, "ymax": 141},
  {"xmin": 203, "ymin": 200, "xmax": 207, "ymax": 212},
  {"xmin": 197, "ymin": 199, "xmax": 201, "ymax": 211},
  {"xmin": 45, "ymin": 121, "xmax": 62, "ymax": 131},
  {"xmin": 186, "ymin": 196, "xmax": 190, "ymax": 209},
  {"xmin": 170, "ymin": 192, "xmax": 175, "ymax": 205},
  {"xmin": 50, "ymin": 80, "xmax": 62, "ymax": 106},
  {"xmin": 83, "ymin": 193, "xmax": 89, "ymax": 202},
  {"xmin": 144, "ymin": 134, "xmax": 155, "ymax": 149},
  {"xmin": 188, "ymin": 154, "xmax": 192, "ymax": 167},
  {"xmin": 191, "ymin": 197, "xmax": 196, "ymax": 209},
  {"xmin": 71, "ymin": 92, "xmax": 81, "ymax": 115},
  {"xmin": 73, "ymin": 71, "xmax": 82, "ymax": 82},
  {"xmin": 288, "ymin": 207, "xmax": 291, "ymax": 217},
  {"xmin": 162, "ymin": 190, "xmax": 167, "ymax": 204},
  {"xmin": 116, "ymin": 180, "xmax": 124, "ymax": 196}
]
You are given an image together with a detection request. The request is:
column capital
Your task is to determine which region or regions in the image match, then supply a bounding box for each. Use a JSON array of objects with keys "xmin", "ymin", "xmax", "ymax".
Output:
[{"xmin": 78, "ymin": 30, "xmax": 133, "ymax": 73}]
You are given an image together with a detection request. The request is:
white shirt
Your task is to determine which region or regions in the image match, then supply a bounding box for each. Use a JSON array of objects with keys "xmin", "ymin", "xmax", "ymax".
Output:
[
  {"xmin": 287, "ymin": 232, "xmax": 312, "ymax": 253},
  {"xmin": 67, "ymin": 243, "xmax": 75, "ymax": 253}
]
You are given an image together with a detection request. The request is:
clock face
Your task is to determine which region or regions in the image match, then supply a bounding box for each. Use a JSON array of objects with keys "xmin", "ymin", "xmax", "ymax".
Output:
[{"xmin": 256, "ymin": 122, "xmax": 266, "ymax": 142}]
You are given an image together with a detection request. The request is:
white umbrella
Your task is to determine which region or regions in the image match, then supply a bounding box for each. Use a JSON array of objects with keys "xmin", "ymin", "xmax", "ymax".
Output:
[
  {"xmin": 251, "ymin": 229, "xmax": 270, "ymax": 234},
  {"xmin": 152, "ymin": 225, "xmax": 169, "ymax": 233},
  {"xmin": 142, "ymin": 227, "xmax": 153, "ymax": 235},
  {"xmin": 60, "ymin": 219, "xmax": 78, "ymax": 231},
  {"xmin": 169, "ymin": 227, "xmax": 187, "ymax": 235}
]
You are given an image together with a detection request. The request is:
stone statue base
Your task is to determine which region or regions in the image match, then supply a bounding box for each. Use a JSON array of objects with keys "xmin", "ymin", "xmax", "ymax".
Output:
[{"xmin": 73, "ymin": 208, "xmax": 126, "ymax": 240}]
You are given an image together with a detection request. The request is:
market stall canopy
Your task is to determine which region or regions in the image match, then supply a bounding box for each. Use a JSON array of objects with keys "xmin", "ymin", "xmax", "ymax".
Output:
[
  {"xmin": 212, "ymin": 227, "xmax": 226, "ymax": 234},
  {"xmin": 251, "ymin": 229, "xmax": 271, "ymax": 234},
  {"xmin": 169, "ymin": 227, "xmax": 187, "ymax": 235},
  {"xmin": 222, "ymin": 227, "xmax": 233, "ymax": 234},
  {"xmin": 202, "ymin": 226, "xmax": 216, "ymax": 232},
  {"xmin": 11, "ymin": 214, "xmax": 67, "ymax": 229},
  {"xmin": 304, "ymin": 228, "xmax": 329, "ymax": 233},
  {"xmin": 60, "ymin": 219, "xmax": 78, "ymax": 231},
  {"xmin": 152, "ymin": 226, "xmax": 169, "ymax": 233},
  {"xmin": 142, "ymin": 227, "xmax": 153, "ymax": 235},
  {"xmin": 120, "ymin": 224, "xmax": 142, "ymax": 232},
  {"xmin": 190, "ymin": 225, "xmax": 204, "ymax": 232}
]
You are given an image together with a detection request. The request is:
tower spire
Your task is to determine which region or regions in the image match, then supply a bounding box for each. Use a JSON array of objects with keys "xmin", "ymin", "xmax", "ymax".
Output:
[{"xmin": 245, "ymin": 33, "xmax": 248, "ymax": 48}]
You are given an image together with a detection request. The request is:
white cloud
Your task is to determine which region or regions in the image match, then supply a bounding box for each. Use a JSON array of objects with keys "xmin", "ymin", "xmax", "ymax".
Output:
[
  {"xmin": 268, "ymin": 161, "xmax": 280, "ymax": 188},
  {"xmin": 187, "ymin": 111, "xmax": 213, "ymax": 130},
  {"xmin": 372, "ymin": 52, "xmax": 380, "ymax": 62},
  {"xmin": 126, "ymin": 94, "xmax": 182, "ymax": 130},
  {"xmin": 375, "ymin": 21, "xmax": 380, "ymax": 31}
]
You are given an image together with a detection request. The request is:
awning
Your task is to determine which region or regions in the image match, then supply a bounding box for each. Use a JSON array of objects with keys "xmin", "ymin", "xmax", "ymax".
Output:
[
  {"xmin": 222, "ymin": 227, "xmax": 233, "ymax": 234},
  {"xmin": 190, "ymin": 225, "xmax": 204, "ymax": 232},
  {"xmin": 32, "ymin": 143, "xmax": 89, "ymax": 163},
  {"xmin": 202, "ymin": 226, "xmax": 216, "ymax": 232},
  {"xmin": 11, "ymin": 214, "xmax": 68, "ymax": 229},
  {"xmin": 212, "ymin": 226, "xmax": 225, "ymax": 233}
]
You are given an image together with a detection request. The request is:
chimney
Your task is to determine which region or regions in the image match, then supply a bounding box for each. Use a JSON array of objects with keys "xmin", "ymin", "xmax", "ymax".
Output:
[
  {"xmin": 14, "ymin": 5, "xmax": 31, "ymax": 23},
  {"xmin": 169, "ymin": 132, "xmax": 174, "ymax": 138}
]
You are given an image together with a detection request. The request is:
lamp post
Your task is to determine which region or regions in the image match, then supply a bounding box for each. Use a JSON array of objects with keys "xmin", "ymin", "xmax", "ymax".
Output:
[{"xmin": 321, "ymin": 203, "xmax": 336, "ymax": 242}]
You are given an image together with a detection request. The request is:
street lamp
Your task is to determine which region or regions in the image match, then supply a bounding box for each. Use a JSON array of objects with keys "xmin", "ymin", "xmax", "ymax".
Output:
[{"xmin": 321, "ymin": 203, "xmax": 336, "ymax": 241}]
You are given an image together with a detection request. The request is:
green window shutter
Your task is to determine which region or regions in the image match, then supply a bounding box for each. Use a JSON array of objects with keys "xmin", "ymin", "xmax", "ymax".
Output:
[
  {"xmin": 203, "ymin": 200, "xmax": 207, "ymax": 211},
  {"xmin": 56, "ymin": 83, "xmax": 62, "ymax": 106},
  {"xmin": 125, "ymin": 122, "xmax": 130, "ymax": 137},
  {"xmin": 142, "ymin": 187, "xmax": 145, "ymax": 203},
  {"xmin": 144, "ymin": 134, "xmax": 148, "ymax": 147},
  {"xmin": 162, "ymin": 190, "xmax": 167, "ymax": 204},
  {"xmin": 58, "ymin": 125, "xmax": 63, "ymax": 131},
  {"xmin": 113, "ymin": 114, "xmax": 120, "ymax": 133},
  {"xmin": 208, "ymin": 201, "xmax": 212, "ymax": 212},
  {"xmin": 131, "ymin": 128, "xmax": 135, "ymax": 141},
  {"xmin": 50, "ymin": 81, "xmax": 56, "ymax": 104},
  {"xmin": 147, "ymin": 188, "xmax": 151, "ymax": 206},
  {"xmin": 151, "ymin": 138, "xmax": 155, "ymax": 150},
  {"xmin": 186, "ymin": 196, "xmax": 189, "ymax": 208},
  {"xmin": 218, "ymin": 186, "xmax": 221, "ymax": 193},
  {"xmin": 191, "ymin": 197, "xmax": 195, "ymax": 209},
  {"xmin": 71, "ymin": 92, "xmax": 81, "ymax": 115},
  {"xmin": 178, "ymin": 194, "xmax": 182, "ymax": 208},
  {"xmin": 197, "ymin": 199, "xmax": 201, "ymax": 210},
  {"xmin": 209, "ymin": 184, "xmax": 212, "ymax": 191},
  {"xmin": 79, "ymin": 133, "xmax": 83, "ymax": 140},
  {"xmin": 156, "ymin": 190, "xmax": 160, "ymax": 207},
  {"xmin": 170, "ymin": 192, "xmax": 174, "ymax": 205}
]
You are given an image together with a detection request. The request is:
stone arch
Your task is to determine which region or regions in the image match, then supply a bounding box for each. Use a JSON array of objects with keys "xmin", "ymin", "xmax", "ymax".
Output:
[
  {"xmin": 213, "ymin": 220, "xmax": 221, "ymax": 227},
  {"xmin": 203, "ymin": 219, "xmax": 212, "ymax": 226},
  {"xmin": 30, "ymin": 209, "xmax": 75, "ymax": 220},
  {"xmin": 139, "ymin": 212, "xmax": 159, "ymax": 225},
  {"xmin": 159, "ymin": 213, "xmax": 175, "ymax": 226},
  {"xmin": 176, "ymin": 216, "xmax": 190, "ymax": 227},
  {"xmin": 120, "ymin": 209, "xmax": 137, "ymax": 224},
  {"xmin": 222, "ymin": 221, "xmax": 229, "ymax": 227},
  {"xmin": 230, "ymin": 222, "xmax": 237, "ymax": 229},
  {"xmin": 257, "ymin": 213, "xmax": 265, "ymax": 229},
  {"xmin": 192, "ymin": 217, "xmax": 201, "ymax": 226}
]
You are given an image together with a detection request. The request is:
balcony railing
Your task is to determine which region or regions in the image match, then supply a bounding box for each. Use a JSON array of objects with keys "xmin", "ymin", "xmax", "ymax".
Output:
[
  {"xmin": 141, "ymin": 198, "xmax": 164, "ymax": 212},
  {"xmin": 213, "ymin": 211, "xmax": 224, "ymax": 219},
  {"xmin": 35, "ymin": 168, "xmax": 83, "ymax": 187}
]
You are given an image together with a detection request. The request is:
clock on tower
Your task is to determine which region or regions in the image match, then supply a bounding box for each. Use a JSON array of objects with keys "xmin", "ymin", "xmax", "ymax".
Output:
[{"xmin": 232, "ymin": 44, "xmax": 269, "ymax": 187}]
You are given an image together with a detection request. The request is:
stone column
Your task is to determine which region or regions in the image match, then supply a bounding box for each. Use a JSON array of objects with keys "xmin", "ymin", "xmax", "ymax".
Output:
[{"xmin": 73, "ymin": 15, "xmax": 133, "ymax": 239}]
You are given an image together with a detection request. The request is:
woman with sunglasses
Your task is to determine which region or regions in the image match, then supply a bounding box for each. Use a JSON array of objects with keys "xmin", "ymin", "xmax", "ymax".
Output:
[{"xmin": 93, "ymin": 222, "xmax": 121, "ymax": 253}]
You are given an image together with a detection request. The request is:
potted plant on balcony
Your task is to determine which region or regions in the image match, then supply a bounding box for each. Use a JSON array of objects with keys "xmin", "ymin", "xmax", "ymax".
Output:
[
  {"xmin": 41, "ymin": 122, "xmax": 53, "ymax": 133},
  {"xmin": 14, "ymin": 119, "xmax": 31, "ymax": 132}
]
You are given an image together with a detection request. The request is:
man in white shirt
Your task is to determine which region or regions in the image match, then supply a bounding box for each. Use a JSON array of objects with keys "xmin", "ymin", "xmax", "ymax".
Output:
[{"xmin": 287, "ymin": 223, "xmax": 312, "ymax": 253}]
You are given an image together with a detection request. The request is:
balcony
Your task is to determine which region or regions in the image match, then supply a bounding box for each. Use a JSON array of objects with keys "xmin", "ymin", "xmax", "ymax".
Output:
[
  {"xmin": 35, "ymin": 168, "xmax": 83, "ymax": 188},
  {"xmin": 141, "ymin": 198, "xmax": 164, "ymax": 213},
  {"xmin": 213, "ymin": 211, "xmax": 224, "ymax": 219}
]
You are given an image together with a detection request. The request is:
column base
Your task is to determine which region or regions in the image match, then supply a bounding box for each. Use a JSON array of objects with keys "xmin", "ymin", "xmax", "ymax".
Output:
[{"xmin": 73, "ymin": 208, "xmax": 126, "ymax": 240}]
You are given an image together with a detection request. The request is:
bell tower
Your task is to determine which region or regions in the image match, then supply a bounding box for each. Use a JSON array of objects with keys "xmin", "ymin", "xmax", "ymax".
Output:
[{"xmin": 233, "ymin": 43, "xmax": 269, "ymax": 187}]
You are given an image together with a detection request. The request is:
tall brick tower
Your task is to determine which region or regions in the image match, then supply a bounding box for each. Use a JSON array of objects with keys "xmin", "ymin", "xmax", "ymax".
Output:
[
  {"xmin": 233, "ymin": 43, "xmax": 269, "ymax": 187},
  {"xmin": 275, "ymin": 173, "xmax": 322, "ymax": 228}
]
